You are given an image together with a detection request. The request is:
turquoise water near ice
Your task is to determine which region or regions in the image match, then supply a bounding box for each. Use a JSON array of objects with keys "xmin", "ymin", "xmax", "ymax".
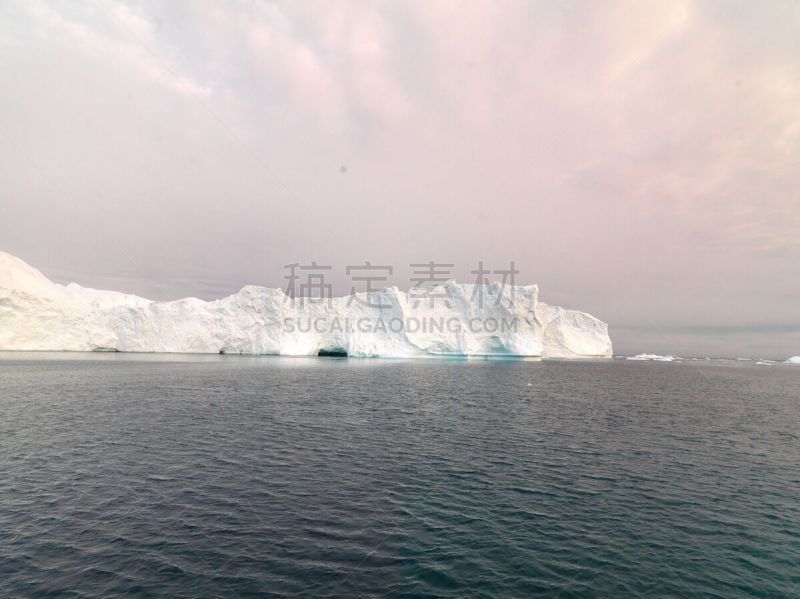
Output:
[{"xmin": 1, "ymin": 353, "xmax": 798, "ymax": 596}]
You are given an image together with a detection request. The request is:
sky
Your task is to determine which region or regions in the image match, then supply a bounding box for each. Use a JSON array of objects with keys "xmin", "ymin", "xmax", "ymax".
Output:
[{"xmin": 0, "ymin": 0, "xmax": 798, "ymax": 358}]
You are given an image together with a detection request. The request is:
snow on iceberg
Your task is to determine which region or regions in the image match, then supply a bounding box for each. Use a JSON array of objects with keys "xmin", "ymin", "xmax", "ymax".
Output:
[
  {"xmin": 784, "ymin": 356, "xmax": 800, "ymax": 364},
  {"xmin": 626, "ymin": 353, "xmax": 677, "ymax": 362},
  {"xmin": 0, "ymin": 252, "xmax": 613, "ymax": 359}
]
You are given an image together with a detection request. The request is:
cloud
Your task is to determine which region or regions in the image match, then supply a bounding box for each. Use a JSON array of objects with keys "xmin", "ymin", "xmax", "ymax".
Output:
[{"xmin": 25, "ymin": 0, "xmax": 210, "ymax": 97}]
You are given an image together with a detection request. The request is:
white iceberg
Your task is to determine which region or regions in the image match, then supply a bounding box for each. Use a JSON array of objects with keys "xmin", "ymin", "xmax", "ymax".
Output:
[
  {"xmin": 626, "ymin": 353, "xmax": 677, "ymax": 362},
  {"xmin": 0, "ymin": 252, "xmax": 613, "ymax": 359},
  {"xmin": 784, "ymin": 356, "xmax": 800, "ymax": 364}
]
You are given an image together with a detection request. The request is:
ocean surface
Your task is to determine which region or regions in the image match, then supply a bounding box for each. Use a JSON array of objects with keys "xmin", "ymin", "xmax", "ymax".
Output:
[{"xmin": 1, "ymin": 353, "xmax": 798, "ymax": 597}]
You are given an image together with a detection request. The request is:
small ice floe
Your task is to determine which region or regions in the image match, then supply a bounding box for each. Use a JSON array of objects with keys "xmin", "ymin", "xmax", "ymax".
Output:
[
  {"xmin": 626, "ymin": 353, "xmax": 677, "ymax": 362},
  {"xmin": 784, "ymin": 356, "xmax": 800, "ymax": 365}
]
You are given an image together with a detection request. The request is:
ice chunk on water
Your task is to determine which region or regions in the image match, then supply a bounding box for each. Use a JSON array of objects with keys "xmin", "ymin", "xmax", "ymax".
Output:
[{"xmin": 0, "ymin": 252, "xmax": 613, "ymax": 359}]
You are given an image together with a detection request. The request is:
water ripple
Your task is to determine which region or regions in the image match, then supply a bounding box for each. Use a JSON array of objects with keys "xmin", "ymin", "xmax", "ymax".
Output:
[{"xmin": 0, "ymin": 356, "xmax": 799, "ymax": 596}]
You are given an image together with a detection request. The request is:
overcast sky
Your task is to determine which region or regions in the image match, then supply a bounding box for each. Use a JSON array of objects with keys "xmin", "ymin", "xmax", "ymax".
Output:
[{"xmin": 1, "ymin": 0, "xmax": 798, "ymax": 358}]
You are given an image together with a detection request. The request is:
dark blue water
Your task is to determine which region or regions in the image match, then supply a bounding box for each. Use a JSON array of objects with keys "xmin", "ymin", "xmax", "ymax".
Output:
[{"xmin": 1, "ymin": 353, "xmax": 799, "ymax": 597}]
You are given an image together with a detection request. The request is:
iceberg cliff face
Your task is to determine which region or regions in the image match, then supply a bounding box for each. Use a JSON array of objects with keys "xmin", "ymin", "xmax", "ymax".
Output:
[{"xmin": 0, "ymin": 252, "xmax": 612, "ymax": 358}]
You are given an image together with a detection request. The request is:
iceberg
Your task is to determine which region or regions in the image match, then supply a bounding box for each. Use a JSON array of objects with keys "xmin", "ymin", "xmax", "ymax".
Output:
[
  {"xmin": 0, "ymin": 252, "xmax": 612, "ymax": 359},
  {"xmin": 784, "ymin": 356, "xmax": 800, "ymax": 364}
]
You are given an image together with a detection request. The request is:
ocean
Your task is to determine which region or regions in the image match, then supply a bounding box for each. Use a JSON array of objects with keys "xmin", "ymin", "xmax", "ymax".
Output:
[{"xmin": 1, "ymin": 353, "xmax": 798, "ymax": 596}]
